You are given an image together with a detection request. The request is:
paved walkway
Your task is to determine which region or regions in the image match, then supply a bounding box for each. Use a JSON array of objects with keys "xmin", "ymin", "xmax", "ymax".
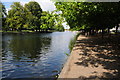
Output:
[{"xmin": 58, "ymin": 35, "xmax": 120, "ymax": 79}]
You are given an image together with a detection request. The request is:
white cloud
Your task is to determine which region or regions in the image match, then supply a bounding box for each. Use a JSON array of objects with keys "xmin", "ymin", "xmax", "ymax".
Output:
[
  {"xmin": 6, "ymin": 8, "xmax": 11, "ymax": 13},
  {"xmin": 2, "ymin": 0, "xmax": 56, "ymax": 12},
  {"xmin": 20, "ymin": 1, "xmax": 29, "ymax": 6},
  {"xmin": 33, "ymin": 0, "xmax": 56, "ymax": 11}
]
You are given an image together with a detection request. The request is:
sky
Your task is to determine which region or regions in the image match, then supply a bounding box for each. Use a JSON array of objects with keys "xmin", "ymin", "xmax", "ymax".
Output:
[{"xmin": 1, "ymin": 0, "xmax": 56, "ymax": 11}]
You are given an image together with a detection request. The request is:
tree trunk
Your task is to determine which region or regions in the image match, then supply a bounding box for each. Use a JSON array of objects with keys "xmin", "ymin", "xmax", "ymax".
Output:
[
  {"xmin": 108, "ymin": 28, "xmax": 110, "ymax": 34},
  {"xmin": 85, "ymin": 32, "xmax": 88, "ymax": 37},
  {"xmin": 115, "ymin": 25, "xmax": 119, "ymax": 35},
  {"xmin": 36, "ymin": 29, "xmax": 37, "ymax": 32},
  {"xmin": 108, "ymin": 28, "xmax": 111, "ymax": 37},
  {"xmin": 88, "ymin": 30, "xmax": 91, "ymax": 36},
  {"xmin": 19, "ymin": 29, "xmax": 22, "ymax": 32},
  {"xmin": 11, "ymin": 28, "xmax": 13, "ymax": 31},
  {"xmin": 102, "ymin": 29, "xmax": 104, "ymax": 38},
  {"xmin": 92, "ymin": 29, "xmax": 95, "ymax": 35}
]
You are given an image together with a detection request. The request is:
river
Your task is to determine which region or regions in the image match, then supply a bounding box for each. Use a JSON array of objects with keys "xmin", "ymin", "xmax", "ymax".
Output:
[{"xmin": 1, "ymin": 31, "xmax": 77, "ymax": 79}]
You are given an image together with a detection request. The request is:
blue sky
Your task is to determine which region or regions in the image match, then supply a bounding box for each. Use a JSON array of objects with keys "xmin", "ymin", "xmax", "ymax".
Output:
[
  {"xmin": 1, "ymin": 0, "xmax": 56, "ymax": 11},
  {"xmin": 2, "ymin": 2, "xmax": 13, "ymax": 9}
]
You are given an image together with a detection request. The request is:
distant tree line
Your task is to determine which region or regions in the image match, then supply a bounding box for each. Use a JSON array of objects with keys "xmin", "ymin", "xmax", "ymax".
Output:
[
  {"xmin": 1, "ymin": 1, "xmax": 64, "ymax": 32},
  {"xmin": 55, "ymin": 2, "xmax": 120, "ymax": 35},
  {"xmin": 1, "ymin": 1, "xmax": 120, "ymax": 34}
]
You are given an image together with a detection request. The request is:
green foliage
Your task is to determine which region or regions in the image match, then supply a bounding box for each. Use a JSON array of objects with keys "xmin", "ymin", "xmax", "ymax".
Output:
[
  {"xmin": 40, "ymin": 11, "xmax": 54, "ymax": 30},
  {"xmin": 0, "ymin": 2, "xmax": 7, "ymax": 17},
  {"xmin": 69, "ymin": 32, "xmax": 80, "ymax": 51},
  {"xmin": 6, "ymin": 2, "xmax": 26, "ymax": 31},
  {"xmin": 64, "ymin": 52, "xmax": 69, "ymax": 56},
  {"xmin": 3, "ymin": 1, "xmax": 64, "ymax": 32},
  {"xmin": 24, "ymin": 1, "xmax": 42, "ymax": 31},
  {"xmin": 2, "ymin": 1, "xmax": 120, "ymax": 33},
  {"xmin": 40, "ymin": 11, "xmax": 64, "ymax": 31},
  {"xmin": 0, "ymin": 2, "xmax": 7, "ymax": 30},
  {"xmin": 55, "ymin": 2, "xmax": 120, "ymax": 33},
  {"xmin": 54, "ymin": 21, "xmax": 64, "ymax": 31},
  {"xmin": 5, "ymin": 1, "xmax": 43, "ymax": 31}
]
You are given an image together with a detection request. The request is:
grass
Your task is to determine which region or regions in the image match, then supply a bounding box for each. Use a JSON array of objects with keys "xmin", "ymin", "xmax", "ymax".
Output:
[{"xmin": 69, "ymin": 32, "xmax": 81, "ymax": 51}]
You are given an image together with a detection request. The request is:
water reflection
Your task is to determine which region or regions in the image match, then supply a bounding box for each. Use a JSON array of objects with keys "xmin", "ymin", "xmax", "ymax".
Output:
[
  {"xmin": 2, "ymin": 32, "xmax": 77, "ymax": 78},
  {"xmin": 9, "ymin": 36, "xmax": 51, "ymax": 60}
]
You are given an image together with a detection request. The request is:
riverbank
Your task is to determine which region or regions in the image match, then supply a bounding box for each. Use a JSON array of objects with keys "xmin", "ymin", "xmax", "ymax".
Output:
[
  {"xmin": 1, "ymin": 31, "xmax": 55, "ymax": 34},
  {"xmin": 58, "ymin": 34, "xmax": 120, "ymax": 79}
]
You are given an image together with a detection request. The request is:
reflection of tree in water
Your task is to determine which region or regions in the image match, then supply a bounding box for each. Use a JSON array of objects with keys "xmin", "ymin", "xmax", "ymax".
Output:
[
  {"xmin": 8, "ymin": 34, "xmax": 51, "ymax": 60},
  {"xmin": 74, "ymin": 35, "xmax": 120, "ymax": 79}
]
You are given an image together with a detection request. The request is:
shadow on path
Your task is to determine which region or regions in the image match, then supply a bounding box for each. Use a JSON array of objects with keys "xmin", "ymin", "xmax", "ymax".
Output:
[{"xmin": 74, "ymin": 35, "xmax": 120, "ymax": 79}]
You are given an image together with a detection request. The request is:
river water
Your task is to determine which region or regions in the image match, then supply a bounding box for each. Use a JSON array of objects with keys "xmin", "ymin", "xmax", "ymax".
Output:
[{"xmin": 1, "ymin": 31, "xmax": 77, "ymax": 79}]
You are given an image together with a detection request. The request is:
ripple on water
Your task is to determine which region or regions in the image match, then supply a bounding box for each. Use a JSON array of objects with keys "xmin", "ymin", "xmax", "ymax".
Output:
[{"xmin": 2, "ymin": 32, "xmax": 78, "ymax": 78}]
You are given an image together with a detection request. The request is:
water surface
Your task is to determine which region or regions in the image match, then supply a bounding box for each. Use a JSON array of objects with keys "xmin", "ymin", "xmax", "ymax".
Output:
[{"xmin": 1, "ymin": 31, "xmax": 77, "ymax": 79}]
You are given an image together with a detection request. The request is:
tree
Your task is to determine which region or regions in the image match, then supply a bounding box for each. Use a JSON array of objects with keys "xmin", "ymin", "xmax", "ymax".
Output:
[
  {"xmin": 52, "ymin": 11, "xmax": 65, "ymax": 31},
  {"xmin": 0, "ymin": 2, "xmax": 7, "ymax": 30},
  {"xmin": 6, "ymin": 1, "xmax": 43, "ymax": 32},
  {"xmin": 6, "ymin": 2, "xmax": 26, "ymax": 31},
  {"xmin": 55, "ymin": 2, "xmax": 120, "ymax": 35},
  {"xmin": 24, "ymin": 1, "xmax": 42, "ymax": 31},
  {"xmin": 40, "ymin": 11, "xmax": 55, "ymax": 31}
]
